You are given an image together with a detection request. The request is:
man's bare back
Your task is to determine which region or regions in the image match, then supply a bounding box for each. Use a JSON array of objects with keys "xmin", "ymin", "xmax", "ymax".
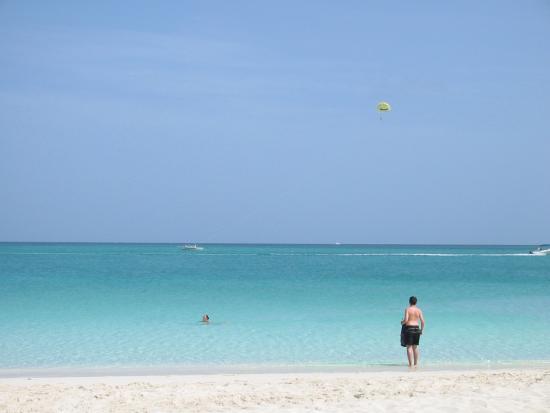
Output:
[{"xmin": 403, "ymin": 306, "xmax": 424, "ymax": 327}]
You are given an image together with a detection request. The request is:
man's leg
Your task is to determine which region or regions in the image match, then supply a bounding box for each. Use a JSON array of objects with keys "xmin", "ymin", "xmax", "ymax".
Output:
[
  {"xmin": 413, "ymin": 345, "xmax": 419, "ymax": 366},
  {"xmin": 406, "ymin": 345, "xmax": 413, "ymax": 367}
]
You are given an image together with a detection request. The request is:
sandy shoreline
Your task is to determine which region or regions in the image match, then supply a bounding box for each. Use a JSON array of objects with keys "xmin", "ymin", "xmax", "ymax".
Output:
[
  {"xmin": 1, "ymin": 367, "xmax": 549, "ymax": 412},
  {"xmin": 3, "ymin": 360, "xmax": 549, "ymax": 378}
]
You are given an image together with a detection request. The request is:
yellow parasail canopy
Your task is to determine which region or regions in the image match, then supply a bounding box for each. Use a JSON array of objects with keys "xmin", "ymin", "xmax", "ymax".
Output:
[{"xmin": 377, "ymin": 101, "xmax": 391, "ymax": 112}]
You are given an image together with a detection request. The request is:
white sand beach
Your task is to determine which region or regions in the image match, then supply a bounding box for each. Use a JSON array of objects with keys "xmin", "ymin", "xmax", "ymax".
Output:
[{"xmin": 1, "ymin": 367, "xmax": 549, "ymax": 413}]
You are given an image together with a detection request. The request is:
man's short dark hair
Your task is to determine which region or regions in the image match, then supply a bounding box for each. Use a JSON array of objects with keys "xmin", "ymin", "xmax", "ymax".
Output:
[{"xmin": 409, "ymin": 296, "xmax": 417, "ymax": 305}]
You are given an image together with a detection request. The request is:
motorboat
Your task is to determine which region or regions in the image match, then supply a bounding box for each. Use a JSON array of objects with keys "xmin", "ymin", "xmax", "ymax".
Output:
[
  {"xmin": 529, "ymin": 245, "xmax": 550, "ymax": 255},
  {"xmin": 182, "ymin": 244, "xmax": 204, "ymax": 251}
]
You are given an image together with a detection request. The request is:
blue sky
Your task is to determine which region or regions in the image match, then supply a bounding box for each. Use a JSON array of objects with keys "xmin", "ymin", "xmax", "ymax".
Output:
[{"xmin": 1, "ymin": 1, "xmax": 549, "ymax": 243}]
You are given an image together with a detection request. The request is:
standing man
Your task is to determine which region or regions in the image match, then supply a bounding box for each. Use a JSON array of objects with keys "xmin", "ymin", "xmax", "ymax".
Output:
[{"xmin": 401, "ymin": 296, "xmax": 425, "ymax": 367}]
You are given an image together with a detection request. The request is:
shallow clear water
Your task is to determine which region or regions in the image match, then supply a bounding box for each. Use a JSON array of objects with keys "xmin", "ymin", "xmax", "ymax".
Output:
[{"xmin": 1, "ymin": 243, "xmax": 549, "ymax": 369}]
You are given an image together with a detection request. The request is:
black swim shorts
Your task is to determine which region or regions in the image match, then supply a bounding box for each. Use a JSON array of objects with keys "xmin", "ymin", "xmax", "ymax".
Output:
[{"xmin": 404, "ymin": 325, "xmax": 421, "ymax": 346}]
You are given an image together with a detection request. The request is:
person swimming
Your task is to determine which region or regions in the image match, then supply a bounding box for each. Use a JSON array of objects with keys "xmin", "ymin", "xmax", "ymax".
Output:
[{"xmin": 201, "ymin": 314, "xmax": 210, "ymax": 323}]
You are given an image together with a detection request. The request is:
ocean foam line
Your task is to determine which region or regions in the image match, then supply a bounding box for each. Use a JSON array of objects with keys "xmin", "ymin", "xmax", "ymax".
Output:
[
  {"xmin": 189, "ymin": 252, "xmax": 536, "ymax": 257},
  {"xmin": 0, "ymin": 252, "xmax": 127, "ymax": 255},
  {"xmin": 326, "ymin": 253, "xmax": 534, "ymax": 257},
  {"xmin": 0, "ymin": 252, "xmax": 536, "ymax": 257},
  {"xmin": 0, "ymin": 252, "xmax": 184, "ymax": 256},
  {"xmin": 1, "ymin": 360, "xmax": 549, "ymax": 378},
  {"xmin": 269, "ymin": 253, "xmax": 535, "ymax": 257}
]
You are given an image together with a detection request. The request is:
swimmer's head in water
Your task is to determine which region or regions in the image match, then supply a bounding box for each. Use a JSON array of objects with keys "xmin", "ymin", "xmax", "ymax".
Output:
[
  {"xmin": 409, "ymin": 296, "xmax": 417, "ymax": 305},
  {"xmin": 202, "ymin": 314, "xmax": 210, "ymax": 322}
]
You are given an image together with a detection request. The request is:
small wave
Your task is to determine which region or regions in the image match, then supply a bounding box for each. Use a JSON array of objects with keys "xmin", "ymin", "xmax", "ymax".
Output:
[
  {"xmin": 0, "ymin": 252, "xmax": 126, "ymax": 256},
  {"xmin": 276, "ymin": 253, "xmax": 536, "ymax": 257},
  {"xmin": 187, "ymin": 253, "xmax": 261, "ymax": 256},
  {"xmin": 0, "ymin": 252, "xmax": 536, "ymax": 257},
  {"xmin": 187, "ymin": 252, "xmax": 541, "ymax": 257}
]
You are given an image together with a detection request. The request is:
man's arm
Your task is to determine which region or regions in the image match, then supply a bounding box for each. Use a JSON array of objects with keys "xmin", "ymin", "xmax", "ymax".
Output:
[
  {"xmin": 401, "ymin": 309, "xmax": 408, "ymax": 325},
  {"xmin": 419, "ymin": 310, "xmax": 425, "ymax": 332}
]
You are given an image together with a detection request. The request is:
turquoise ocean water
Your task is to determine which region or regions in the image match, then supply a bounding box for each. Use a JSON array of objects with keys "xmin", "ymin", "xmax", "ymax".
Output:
[{"xmin": 1, "ymin": 243, "xmax": 549, "ymax": 370}]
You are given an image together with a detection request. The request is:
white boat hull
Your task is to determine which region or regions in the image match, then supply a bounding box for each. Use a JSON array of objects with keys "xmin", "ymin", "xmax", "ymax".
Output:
[{"xmin": 182, "ymin": 245, "xmax": 204, "ymax": 251}]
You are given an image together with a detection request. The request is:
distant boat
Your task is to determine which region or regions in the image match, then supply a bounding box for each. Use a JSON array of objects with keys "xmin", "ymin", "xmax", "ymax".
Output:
[
  {"xmin": 529, "ymin": 245, "xmax": 550, "ymax": 255},
  {"xmin": 182, "ymin": 244, "xmax": 204, "ymax": 251}
]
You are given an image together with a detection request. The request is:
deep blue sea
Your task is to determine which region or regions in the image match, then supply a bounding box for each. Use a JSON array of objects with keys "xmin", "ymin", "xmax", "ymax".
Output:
[{"xmin": 1, "ymin": 243, "xmax": 549, "ymax": 370}]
